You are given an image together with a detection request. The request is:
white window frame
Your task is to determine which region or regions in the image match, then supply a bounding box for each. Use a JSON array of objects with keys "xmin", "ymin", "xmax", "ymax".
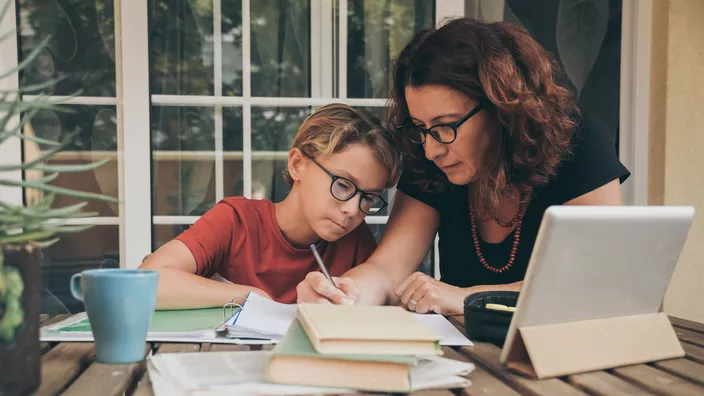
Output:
[
  {"xmin": 1, "ymin": 0, "xmax": 651, "ymax": 272},
  {"xmin": 619, "ymin": 0, "xmax": 652, "ymax": 206},
  {"xmin": 0, "ymin": 0, "xmax": 22, "ymax": 208}
]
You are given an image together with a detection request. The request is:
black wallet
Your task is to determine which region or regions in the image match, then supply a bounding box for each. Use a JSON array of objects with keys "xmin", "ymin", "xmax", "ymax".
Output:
[{"xmin": 463, "ymin": 291, "xmax": 519, "ymax": 347}]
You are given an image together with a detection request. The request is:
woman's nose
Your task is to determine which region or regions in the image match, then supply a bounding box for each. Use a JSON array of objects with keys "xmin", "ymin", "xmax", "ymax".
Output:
[{"xmin": 423, "ymin": 137, "xmax": 446, "ymax": 162}]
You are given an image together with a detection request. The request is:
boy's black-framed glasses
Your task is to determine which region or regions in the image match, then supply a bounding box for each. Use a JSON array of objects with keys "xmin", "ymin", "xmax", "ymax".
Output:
[
  {"xmin": 306, "ymin": 155, "xmax": 388, "ymax": 215},
  {"xmin": 397, "ymin": 102, "xmax": 484, "ymax": 145}
]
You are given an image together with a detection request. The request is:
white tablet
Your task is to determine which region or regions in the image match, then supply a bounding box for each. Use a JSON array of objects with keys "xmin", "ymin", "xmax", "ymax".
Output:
[{"xmin": 499, "ymin": 205, "xmax": 695, "ymax": 365}]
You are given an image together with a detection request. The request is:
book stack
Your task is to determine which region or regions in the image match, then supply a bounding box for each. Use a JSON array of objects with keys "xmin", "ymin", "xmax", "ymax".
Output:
[{"xmin": 266, "ymin": 304, "xmax": 475, "ymax": 392}]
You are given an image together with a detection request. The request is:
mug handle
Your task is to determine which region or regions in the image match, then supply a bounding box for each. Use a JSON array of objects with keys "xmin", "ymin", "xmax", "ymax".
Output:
[{"xmin": 70, "ymin": 273, "xmax": 84, "ymax": 302}]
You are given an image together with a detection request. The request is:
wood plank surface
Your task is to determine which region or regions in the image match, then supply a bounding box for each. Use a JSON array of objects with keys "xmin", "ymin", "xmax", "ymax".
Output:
[
  {"xmin": 568, "ymin": 371, "xmax": 656, "ymax": 396},
  {"xmin": 612, "ymin": 364, "xmax": 704, "ymax": 396},
  {"xmin": 457, "ymin": 342, "xmax": 588, "ymax": 396},
  {"xmin": 442, "ymin": 347, "xmax": 522, "ymax": 396},
  {"xmin": 208, "ymin": 343, "xmax": 253, "ymax": 352},
  {"xmin": 35, "ymin": 343, "xmax": 95, "ymax": 396},
  {"xmin": 61, "ymin": 344, "xmax": 151, "ymax": 396},
  {"xmin": 39, "ymin": 313, "xmax": 71, "ymax": 355},
  {"xmin": 681, "ymin": 342, "xmax": 704, "ymax": 364},
  {"xmin": 38, "ymin": 314, "xmax": 704, "ymax": 396},
  {"xmin": 652, "ymin": 358, "xmax": 704, "ymax": 387},
  {"xmin": 157, "ymin": 343, "xmax": 200, "ymax": 353},
  {"xmin": 670, "ymin": 316, "xmax": 704, "ymax": 334},
  {"xmin": 132, "ymin": 343, "xmax": 202, "ymax": 396},
  {"xmin": 674, "ymin": 327, "xmax": 704, "ymax": 348}
]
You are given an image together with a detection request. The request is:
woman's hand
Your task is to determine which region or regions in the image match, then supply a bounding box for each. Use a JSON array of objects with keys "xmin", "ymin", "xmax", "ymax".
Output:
[
  {"xmin": 296, "ymin": 272, "xmax": 360, "ymax": 305},
  {"xmin": 394, "ymin": 272, "xmax": 469, "ymax": 315}
]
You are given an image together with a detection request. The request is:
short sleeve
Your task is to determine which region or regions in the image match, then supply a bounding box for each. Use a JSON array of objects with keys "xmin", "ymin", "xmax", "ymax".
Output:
[
  {"xmin": 550, "ymin": 112, "xmax": 631, "ymax": 203},
  {"xmin": 175, "ymin": 200, "xmax": 240, "ymax": 277},
  {"xmin": 353, "ymin": 222, "xmax": 378, "ymax": 265},
  {"xmin": 396, "ymin": 167, "xmax": 444, "ymax": 210}
]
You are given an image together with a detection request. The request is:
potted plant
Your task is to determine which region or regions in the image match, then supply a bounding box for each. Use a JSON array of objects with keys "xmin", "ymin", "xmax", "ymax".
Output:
[{"xmin": 0, "ymin": 6, "xmax": 118, "ymax": 394}]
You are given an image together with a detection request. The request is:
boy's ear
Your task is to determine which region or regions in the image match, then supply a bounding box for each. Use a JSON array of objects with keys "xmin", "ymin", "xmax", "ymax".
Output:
[{"xmin": 288, "ymin": 148, "xmax": 306, "ymax": 182}]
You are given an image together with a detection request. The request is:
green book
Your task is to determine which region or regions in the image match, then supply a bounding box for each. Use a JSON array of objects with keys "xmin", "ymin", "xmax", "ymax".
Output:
[{"xmin": 266, "ymin": 319, "xmax": 417, "ymax": 392}]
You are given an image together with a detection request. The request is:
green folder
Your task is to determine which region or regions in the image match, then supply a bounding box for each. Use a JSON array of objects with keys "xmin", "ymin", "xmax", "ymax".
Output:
[{"xmin": 49, "ymin": 308, "xmax": 226, "ymax": 334}]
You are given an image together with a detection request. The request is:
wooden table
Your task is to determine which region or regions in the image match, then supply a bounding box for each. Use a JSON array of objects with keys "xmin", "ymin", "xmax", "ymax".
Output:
[{"xmin": 35, "ymin": 314, "xmax": 704, "ymax": 396}]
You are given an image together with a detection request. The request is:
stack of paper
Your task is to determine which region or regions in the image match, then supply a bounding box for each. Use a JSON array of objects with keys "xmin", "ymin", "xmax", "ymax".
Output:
[
  {"xmin": 148, "ymin": 351, "xmax": 353, "ymax": 395},
  {"xmin": 221, "ymin": 293, "xmax": 297, "ymax": 342},
  {"xmin": 148, "ymin": 350, "xmax": 473, "ymax": 395},
  {"xmin": 224, "ymin": 292, "xmax": 473, "ymax": 347}
]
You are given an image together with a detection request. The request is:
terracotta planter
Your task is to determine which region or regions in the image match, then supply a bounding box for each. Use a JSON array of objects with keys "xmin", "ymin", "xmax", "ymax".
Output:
[{"xmin": 0, "ymin": 245, "xmax": 42, "ymax": 396}]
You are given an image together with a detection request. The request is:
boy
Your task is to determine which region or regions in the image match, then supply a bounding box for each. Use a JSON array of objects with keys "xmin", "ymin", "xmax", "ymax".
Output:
[{"xmin": 139, "ymin": 104, "xmax": 401, "ymax": 308}]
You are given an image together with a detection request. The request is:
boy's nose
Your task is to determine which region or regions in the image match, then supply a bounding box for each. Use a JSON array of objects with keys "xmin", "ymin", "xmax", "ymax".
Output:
[{"xmin": 340, "ymin": 193, "xmax": 362, "ymax": 216}]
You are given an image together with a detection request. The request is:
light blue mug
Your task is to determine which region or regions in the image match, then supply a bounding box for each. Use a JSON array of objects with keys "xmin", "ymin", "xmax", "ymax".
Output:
[{"xmin": 70, "ymin": 269, "xmax": 159, "ymax": 364}]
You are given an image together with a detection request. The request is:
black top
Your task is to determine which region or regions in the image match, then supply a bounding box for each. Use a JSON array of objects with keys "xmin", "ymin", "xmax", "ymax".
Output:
[{"xmin": 397, "ymin": 112, "xmax": 631, "ymax": 288}]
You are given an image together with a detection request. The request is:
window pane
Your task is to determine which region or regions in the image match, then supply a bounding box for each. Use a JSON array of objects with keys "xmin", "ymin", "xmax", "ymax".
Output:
[
  {"xmin": 17, "ymin": 0, "xmax": 116, "ymax": 96},
  {"xmin": 221, "ymin": 0, "xmax": 244, "ymax": 96},
  {"xmin": 152, "ymin": 106, "xmax": 216, "ymax": 216},
  {"xmin": 250, "ymin": 0, "xmax": 311, "ymax": 97},
  {"xmin": 470, "ymin": 0, "xmax": 622, "ymax": 149},
  {"xmin": 153, "ymin": 224, "xmax": 191, "ymax": 249},
  {"xmin": 223, "ymin": 107, "xmax": 245, "ymax": 197},
  {"xmin": 347, "ymin": 0, "xmax": 435, "ymax": 98},
  {"xmin": 368, "ymin": 224, "xmax": 433, "ymax": 276},
  {"xmin": 24, "ymin": 105, "xmax": 118, "ymax": 216},
  {"xmin": 150, "ymin": 0, "xmax": 216, "ymax": 95},
  {"xmin": 251, "ymin": 107, "xmax": 310, "ymax": 201},
  {"xmin": 41, "ymin": 226, "xmax": 119, "ymax": 314}
]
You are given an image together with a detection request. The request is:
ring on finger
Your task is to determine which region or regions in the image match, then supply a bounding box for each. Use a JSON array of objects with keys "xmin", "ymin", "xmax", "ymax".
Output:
[{"xmin": 409, "ymin": 298, "xmax": 418, "ymax": 306}]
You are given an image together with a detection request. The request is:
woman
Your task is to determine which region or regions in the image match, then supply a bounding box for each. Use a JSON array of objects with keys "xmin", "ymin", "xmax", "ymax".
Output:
[{"xmin": 297, "ymin": 18, "xmax": 630, "ymax": 314}]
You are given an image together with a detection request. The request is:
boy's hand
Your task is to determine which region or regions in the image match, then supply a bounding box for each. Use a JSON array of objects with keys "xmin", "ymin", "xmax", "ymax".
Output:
[{"xmin": 297, "ymin": 272, "xmax": 360, "ymax": 305}]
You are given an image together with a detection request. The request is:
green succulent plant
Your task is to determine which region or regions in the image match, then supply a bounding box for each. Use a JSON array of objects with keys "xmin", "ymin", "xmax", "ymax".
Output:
[{"xmin": 0, "ymin": 0, "xmax": 118, "ymax": 343}]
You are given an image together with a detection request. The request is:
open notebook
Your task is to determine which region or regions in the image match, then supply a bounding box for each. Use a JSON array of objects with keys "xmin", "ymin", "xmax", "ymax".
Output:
[{"xmin": 224, "ymin": 292, "xmax": 472, "ymax": 346}]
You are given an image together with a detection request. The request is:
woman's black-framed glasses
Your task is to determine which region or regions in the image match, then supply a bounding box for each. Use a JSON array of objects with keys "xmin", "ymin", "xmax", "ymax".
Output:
[
  {"xmin": 397, "ymin": 102, "xmax": 484, "ymax": 145},
  {"xmin": 307, "ymin": 156, "xmax": 388, "ymax": 215}
]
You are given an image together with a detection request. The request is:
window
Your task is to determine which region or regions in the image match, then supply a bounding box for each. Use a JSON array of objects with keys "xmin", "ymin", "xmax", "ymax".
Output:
[
  {"xmin": 7, "ymin": 0, "xmax": 438, "ymax": 312},
  {"xmin": 465, "ymin": 0, "xmax": 623, "ymax": 147}
]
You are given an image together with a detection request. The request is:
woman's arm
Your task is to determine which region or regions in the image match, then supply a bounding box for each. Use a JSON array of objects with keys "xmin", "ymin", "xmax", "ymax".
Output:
[
  {"xmin": 297, "ymin": 191, "xmax": 440, "ymax": 305},
  {"xmin": 395, "ymin": 179, "xmax": 625, "ymax": 314},
  {"xmin": 139, "ymin": 240, "xmax": 271, "ymax": 310},
  {"xmin": 565, "ymin": 178, "xmax": 623, "ymax": 206}
]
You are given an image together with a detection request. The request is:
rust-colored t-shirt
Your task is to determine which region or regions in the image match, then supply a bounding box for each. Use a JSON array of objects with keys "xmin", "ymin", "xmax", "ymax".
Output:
[{"xmin": 176, "ymin": 197, "xmax": 377, "ymax": 303}]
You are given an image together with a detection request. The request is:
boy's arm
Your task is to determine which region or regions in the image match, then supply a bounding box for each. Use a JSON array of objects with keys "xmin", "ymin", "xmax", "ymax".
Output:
[
  {"xmin": 139, "ymin": 240, "xmax": 272, "ymax": 310},
  {"xmin": 297, "ymin": 191, "xmax": 439, "ymax": 305}
]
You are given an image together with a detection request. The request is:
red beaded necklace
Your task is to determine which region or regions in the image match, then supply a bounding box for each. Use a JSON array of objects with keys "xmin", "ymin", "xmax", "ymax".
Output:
[{"xmin": 468, "ymin": 190, "xmax": 528, "ymax": 274}]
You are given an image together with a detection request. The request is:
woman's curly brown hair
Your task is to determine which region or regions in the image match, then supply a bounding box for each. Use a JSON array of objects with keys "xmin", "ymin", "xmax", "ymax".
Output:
[{"xmin": 389, "ymin": 17, "xmax": 578, "ymax": 214}]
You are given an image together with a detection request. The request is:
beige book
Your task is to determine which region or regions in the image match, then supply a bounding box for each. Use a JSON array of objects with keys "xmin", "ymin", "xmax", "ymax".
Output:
[{"xmin": 296, "ymin": 303, "xmax": 441, "ymax": 355}]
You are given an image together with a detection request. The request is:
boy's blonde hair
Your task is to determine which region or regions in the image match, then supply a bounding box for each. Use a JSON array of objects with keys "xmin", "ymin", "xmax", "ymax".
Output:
[{"xmin": 283, "ymin": 103, "xmax": 402, "ymax": 188}]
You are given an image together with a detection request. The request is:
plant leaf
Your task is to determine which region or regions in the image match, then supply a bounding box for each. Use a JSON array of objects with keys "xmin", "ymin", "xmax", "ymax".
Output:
[
  {"xmin": 0, "ymin": 178, "xmax": 119, "ymax": 203},
  {"xmin": 31, "ymin": 238, "xmax": 60, "ymax": 248},
  {"xmin": 556, "ymin": 0, "xmax": 609, "ymax": 95},
  {"xmin": 0, "ymin": 76, "xmax": 66, "ymax": 95},
  {"xmin": 33, "ymin": 158, "xmax": 112, "ymax": 173},
  {"xmin": 0, "ymin": 36, "xmax": 51, "ymax": 81},
  {"xmin": 11, "ymin": 130, "xmax": 61, "ymax": 147},
  {"xmin": 0, "ymin": 230, "xmax": 57, "ymax": 245},
  {"xmin": 0, "ymin": 131, "xmax": 74, "ymax": 171}
]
